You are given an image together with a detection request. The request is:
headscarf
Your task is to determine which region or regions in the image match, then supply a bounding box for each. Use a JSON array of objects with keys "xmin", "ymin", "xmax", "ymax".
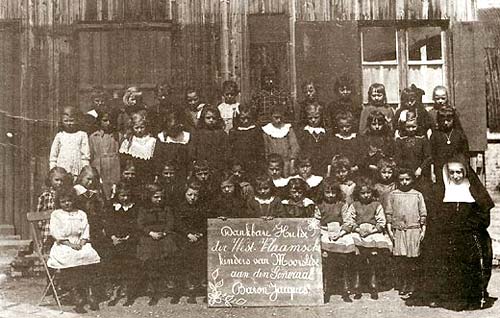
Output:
[
  {"xmin": 442, "ymin": 161, "xmax": 474, "ymax": 203},
  {"xmin": 442, "ymin": 154, "xmax": 494, "ymax": 228}
]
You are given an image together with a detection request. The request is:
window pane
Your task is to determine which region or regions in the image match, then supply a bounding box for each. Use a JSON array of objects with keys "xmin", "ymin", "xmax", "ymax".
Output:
[
  {"xmin": 362, "ymin": 28, "xmax": 397, "ymax": 62},
  {"xmin": 362, "ymin": 66, "xmax": 399, "ymax": 104},
  {"xmin": 408, "ymin": 65, "xmax": 444, "ymax": 103},
  {"xmin": 408, "ymin": 27, "xmax": 442, "ymax": 61}
]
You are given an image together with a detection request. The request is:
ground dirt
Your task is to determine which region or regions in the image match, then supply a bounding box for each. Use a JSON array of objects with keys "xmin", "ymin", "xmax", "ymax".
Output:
[{"xmin": 1, "ymin": 269, "xmax": 500, "ymax": 318}]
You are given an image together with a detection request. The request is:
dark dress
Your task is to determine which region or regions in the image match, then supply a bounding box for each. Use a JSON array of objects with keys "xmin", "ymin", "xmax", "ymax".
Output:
[
  {"xmin": 430, "ymin": 128, "xmax": 469, "ymax": 183},
  {"xmin": 416, "ymin": 167, "xmax": 494, "ymax": 308},
  {"xmin": 228, "ymin": 126, "xmax": 265, "ymax": 176},
  {"xmin": 394, "ymin": 136, "xmax": 431, "ymax": 173},
  {"xmin": 244, "ymin": 196, "xmax": 285, "ymax": 218},
  {"xmin": 159, "ymin": 179, "xmax": 184, "ymax": 208},
  {"xmin": 154, "ymin": 131, "xmax": 191, "ymax": 179},
  {"xmin": 394, "ymin": 106, "xmax": 432, "ymax": 137},
  {"xmin": 104, "ymin": 202, "xmax": 140, "ymax": 285},
  {"xmin": 105, "ymin": 202, "xmax": 139, "ymax": 259},
  {"xmin": 281, "ymin": 198, "xmax": 318, "ymax": 218},
  {"xmin": 210, "ymin": 194, "xmax": 245, "ymax": 219},
  {"xmin": 394, "ymin": 135, "xmax": 432, "ymax": 195},
  {"xmin": 176, "ymin": 199, "xmax": 208, "ymax": 281},
  {"xmin": 119, "ymin": 135, "xmax": 157, "ymax": 186},
  {"xmin": 296, "ymin": 126, "xmax": 333, "ymax": 175},
  {"xmin": 136, "ymin": 204, "xmax": 178, "ymax": 262},
  {"xmin": 189, "ymin": 128, "xmax": 229, "ymax": 174},
  {"xmin": 74, "ymin": 188, "xmax": 109, "ymax": 258},
  {"xmin": 330, "ymin": 133, "xmax": 362, "ymax": 168},
  {"xmin": 358, "ymin": 133, "xmax": 395, "ymax": 177}
]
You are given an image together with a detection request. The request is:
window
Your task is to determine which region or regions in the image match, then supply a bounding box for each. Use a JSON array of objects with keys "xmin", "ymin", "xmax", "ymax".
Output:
[
  {"xmin": 361, "ymin": 27, "xmax": 399, "ymax": 103},
  {"xmin": 361, "ymin": 26, "xmax": 446, "ymax": 104}
]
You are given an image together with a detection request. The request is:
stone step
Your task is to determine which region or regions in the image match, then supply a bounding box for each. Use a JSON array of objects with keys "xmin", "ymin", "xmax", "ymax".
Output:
[
  {"xmin": 0, "ymin": 239, "xmax": 32, "ymax": 257},
  {"xmin": 0, "ymin": 224, "xmax": 15, "ymax": 236},
  {"xmin": 0, "ymin": 235, "xmax": 21, "ymax": 240}
]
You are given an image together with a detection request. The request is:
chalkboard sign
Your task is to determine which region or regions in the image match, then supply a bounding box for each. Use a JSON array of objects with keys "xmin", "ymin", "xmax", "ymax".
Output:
[{"xmin": 207, "ymin": 218, "xmax": 324, "ymax": 307}]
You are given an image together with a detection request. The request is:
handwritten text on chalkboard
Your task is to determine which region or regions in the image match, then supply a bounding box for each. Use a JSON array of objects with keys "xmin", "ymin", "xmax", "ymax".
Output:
[{"xmin": 207, "ymin": 218, "xmax": 324, "ymax": 307}]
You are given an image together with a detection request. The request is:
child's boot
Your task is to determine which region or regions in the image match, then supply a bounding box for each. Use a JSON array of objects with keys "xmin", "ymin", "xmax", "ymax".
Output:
[
  {"xmin": 406, "ymin": 261, "xmax": 416, "ymax": 296},
  {"xmin": 123, "ymin": 283, "xmax": 137, "ymax": 307},
  {"xmin": 73, "ymin": 288, "xmax": 87, "ymax": 314},
  {"xmin": 88, "ymin": 285, "xmax": 100, "ymax": 311},
  {"xmin": 341, "ymin": 267, "xmax": 352, "ymax": 302},
  {"xmin": 186, "ymin": 274, "xmax": 197, "ymax": 304},
  {"xmin": 352, "ymin": 256, "xmax": 363, "ymax": 299},
  {"xmin": 186, "ymin": 288, "xmax": 197, "ymax": 304},
  {"xmin": 169, "ymin": 275, "xmax": 181, "ymax": 304},
  {"xmin": 352, "ymin": 270, "xmax": 362, "ymax": 299},
  {"xmin": 368, "ymin": 254, "xmax": 379, "ymax": 300},
  {"xmin": 148, "ymin": 280, "xmax": 161, "ymax": 306}
]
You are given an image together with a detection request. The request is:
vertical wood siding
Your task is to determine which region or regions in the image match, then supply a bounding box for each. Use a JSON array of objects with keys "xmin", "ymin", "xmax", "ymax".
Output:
[{"xmin": 0, "ymin": 0, "xmax": 488, "ymax": 238}]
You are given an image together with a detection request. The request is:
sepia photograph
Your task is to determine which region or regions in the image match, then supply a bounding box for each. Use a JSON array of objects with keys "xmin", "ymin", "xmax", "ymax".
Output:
[{"xmin": 1, "ymin": 0, "xmax": 500, "ymax": 317}]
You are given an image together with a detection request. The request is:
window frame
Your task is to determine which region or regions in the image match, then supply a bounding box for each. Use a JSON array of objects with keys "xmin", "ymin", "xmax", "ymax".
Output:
[{"xmin": 359, "ymin": 20, "xmax": 449, "ymax": 105}]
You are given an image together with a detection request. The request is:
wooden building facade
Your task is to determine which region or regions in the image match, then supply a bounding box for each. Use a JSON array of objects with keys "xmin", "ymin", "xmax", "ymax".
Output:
[{"xmin": 0, "ymin": 0, "xmax": 494, "ymax": 238}]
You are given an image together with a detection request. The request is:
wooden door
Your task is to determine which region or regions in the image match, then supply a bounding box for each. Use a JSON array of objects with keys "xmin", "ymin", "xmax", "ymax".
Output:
[
  {"xmin": 76, "ymin": 23, "xmax": 174, "ymax": 110},
  {"xmin": 0, "ymin": 21, "xmax": 22, "ymax": 235},
  {"xmin": 451, "ymin": 22, "xmax": 487, "ymax": 151},
  {"xmin": 295, "ymin": 21, "xmax": 362, "ymax": 111}
]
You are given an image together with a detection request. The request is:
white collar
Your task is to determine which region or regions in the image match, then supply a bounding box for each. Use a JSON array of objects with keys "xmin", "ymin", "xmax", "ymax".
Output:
[
  {"xmin": 219, "ymin": 102, "xmax": 240, "ymax": 109},
  {"xmin": 399, "ymin": 109, "xmax": 412, "ymax": 122},
  {"xmin": 119, "ymin": 135, "xmax": 156, "ymax": 160},
  {"xmin": 74, "ymin": 184, "xmax": 88, "ymax": 196},
  {"xmin": 340, "ymin": 181, "xmax": 356, "ymax": 189},
  {"xmin": 290, "ymin": 175, "xmax": 323, "ymax": 188},
  {"xmin": 281, "ymin": 198, "xmax": 315, "ymax": 207},
  {"xmin": 254, "ymin": 196, "xmax": 275, "ymax": 205},
  {"xmin": 158, "ymin": 131, "xmax": 190, "ymax": 144},
  {"xmin": 74, "ymin": 184, "xmax": 98, "ymax": 196},
  {"xmin": 273, "ymin": 177, "xmax": 289, "ymax": 187},
  {"xmin": 262, "ymin": 123, "xmax": 291, "ymax": 138},
  {"xmin": 305, "ymin": 175, "xmax": 323, "ymax": 187},
  {"xmin": 196, "ymin": 103, "xmax": 205, "ymax": 112},
  {"xmin": 87, "ymin": 109, "xmax": 98, "ymax": 118},
  {"xmin": 113, "ymin": 202, "xmax": 135, "ymax": 212},
  {"xmin": 303, "ymin": 126, "xmax": 326, "ymax": 135},
  {"xmin": 335, "ymin": 133, "xmax": 357, "ymax": 140},
  {"xmin": 193, "ymin": 103, "xmax": 206, "ymax": 119},
  {"xmin": 237, "ymin": 125, "xmax": 256, "ymax": 131},
  {"xmin": 442, "ymin": 167, "xmax": 475, "ymax": 203}
]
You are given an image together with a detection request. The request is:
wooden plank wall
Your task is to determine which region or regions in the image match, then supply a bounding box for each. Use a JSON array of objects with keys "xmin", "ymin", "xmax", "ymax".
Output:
[
  {"xmin": 77, "ymin": 27, "xmax": 173, "ymax": 109},
  {"xmin": 485, "ymin": 48, "xmax": 500, "ymax": 132},
  {"xmin": 0, "ymin": 0, "xmax": 484, "ymax": 238},
  {"xmin": 452, "ymin": 22, "xmax": 487, "ymax": 151}
]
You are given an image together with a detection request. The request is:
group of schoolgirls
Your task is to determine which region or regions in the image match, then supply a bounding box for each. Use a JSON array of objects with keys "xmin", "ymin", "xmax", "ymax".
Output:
[{"xmin": 37, "ymin": 76, "xmax": 490, "ymax": 313}]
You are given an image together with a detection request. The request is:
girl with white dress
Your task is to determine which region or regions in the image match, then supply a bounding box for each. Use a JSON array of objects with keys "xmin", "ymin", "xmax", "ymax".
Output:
[
  {"xmin": 47, "ymin": 186, "xmax": 100, "ymax": 313},
  {"xmin": 49, "ymin": 106, "xmax": 90, "ymax": 178}
]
